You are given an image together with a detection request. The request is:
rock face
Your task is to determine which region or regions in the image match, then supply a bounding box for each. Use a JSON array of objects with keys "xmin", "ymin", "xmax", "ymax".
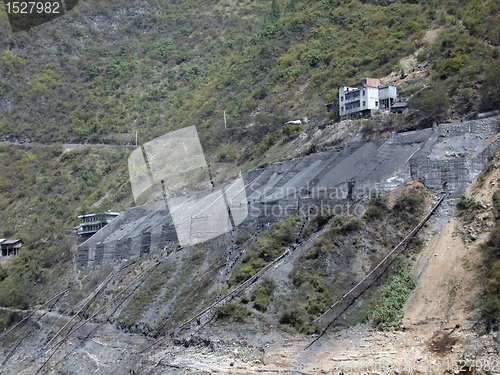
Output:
[
  {"xmin": 77, "ymin": 117, "xmax": 500, "ymax": 270},
  {"xmin": 77, "ymin": 203, "xmax": 179, "ymax": 269}
]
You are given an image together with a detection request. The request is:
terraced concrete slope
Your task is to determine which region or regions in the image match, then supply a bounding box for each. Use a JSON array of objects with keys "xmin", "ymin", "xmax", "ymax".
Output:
[{"xmin": 77, "ymin": 116, "xmax": 500, "ymax": 269}]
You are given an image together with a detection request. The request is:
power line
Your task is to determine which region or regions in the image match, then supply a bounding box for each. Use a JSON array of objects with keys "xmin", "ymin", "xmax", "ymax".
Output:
[{"xmin": 305, "ymin": 193, "xmax": 446, "ymax": 349}]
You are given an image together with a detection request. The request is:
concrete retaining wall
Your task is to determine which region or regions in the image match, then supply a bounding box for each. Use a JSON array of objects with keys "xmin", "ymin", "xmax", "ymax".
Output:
[{"xmin": 77, "ymin": 116, "xmax": 500, "ymax": 269}]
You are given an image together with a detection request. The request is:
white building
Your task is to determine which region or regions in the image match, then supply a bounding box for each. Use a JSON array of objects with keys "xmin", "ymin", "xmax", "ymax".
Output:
[{"xmin": 339, "ymin": 78, "xmax": 397, "ymax": 119}]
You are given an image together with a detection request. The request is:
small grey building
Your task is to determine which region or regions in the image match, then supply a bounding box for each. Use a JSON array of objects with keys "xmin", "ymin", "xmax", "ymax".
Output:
[
  {"xmin": 391, "ymin": 102, "xmax": 409, "ymax": 113},
  {"xmin": 0, "ymin": 239, "xmax": 24, "ymax": 257}
]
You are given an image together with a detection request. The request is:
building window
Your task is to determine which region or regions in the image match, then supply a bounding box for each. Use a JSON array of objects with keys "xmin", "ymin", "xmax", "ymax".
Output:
[
  {"xmin": 345, "ymin": 91, "xmax": 360, "ymax": 101},
  {"xmin": 375, "ymin": 101, "xmax": 379, "ymax": 107},
  {"xmin": 341, "ymin": 96, "xmax": 344, "ymax": 101},
  {"xmin": 345, "ymin": 101, "xmax": 361, "ymax": 110},
  {"xmin": 362, "ymin": 91, "xmax": 365, "ymax": 96},
  {"xmin": 341, "ymin": 106, "xmax": 344, "ymax": 112},
  {"xmin": 363, "ymin": 101, "xmax": 366, "ymax": 107}
]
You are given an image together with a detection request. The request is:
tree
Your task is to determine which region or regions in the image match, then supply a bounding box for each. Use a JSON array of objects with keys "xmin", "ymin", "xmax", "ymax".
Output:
[
  {"xmin": 285, "ymin": 0, "xmax": 297, "ymax": 14},
  {"xmin": 480, "ymin": 63, "xmax": 500, "ymax": 111},
  {"xmin": 269, "ymin": 0, "xmax": 281, "ymax": 23},
  {"xmin": 409, "ymin": 86, "xmax": 450, "ymax": 124}
]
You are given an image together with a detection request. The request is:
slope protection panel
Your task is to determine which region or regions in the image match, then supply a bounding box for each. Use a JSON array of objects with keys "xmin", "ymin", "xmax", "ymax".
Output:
[
  {"xmin": 356, "ymin": 142, "xmax": 423, "ymax": 182},
  {"xmin": 313, "ymin": 142, "xmax": 381, "ymax": 192},
  {"xmin": 128, "ymin": 126, "xmax": 248, "ymax": 247},
  {"xmin": 270, "ymin": 152, "xmax": 326, "ymax": 191},
  {"xmin": 245, "ymin": 160, "xmax": 299, "ymax": 203},
  {"xmin": 263, "ymin": 160, "xmax": 324, "ymax": 202}
]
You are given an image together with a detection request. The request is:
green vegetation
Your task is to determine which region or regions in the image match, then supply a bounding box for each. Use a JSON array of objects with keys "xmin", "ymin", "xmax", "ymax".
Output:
[
  {"xmin": 228, "ymin": 215, "xmax": 300, "ymax": 286},
  {"xmin": 305, "ymin": 216, "xmax": 363, "ymax": 259},
  {"xmin": 0, "ymin": 310, "xmax": 19, "ymax": 334},
  {"xmin": 291, "ymin": 267, "xmax": 331, "ymax": 318},
  {"xmin": 457, "ymin": 195, "xmax": 483, "ymax": 224},
  {"xmin": 0, "ymin": 0, "xmax": 499, "ymax": 338},
  {"xmin": 251, "ymin": 279, "xmax": 276, "ymax": 312},
  {"xmin": 279, "ymin": 308, "xmax": 304, "ymax": 331},
  {"xmin": 391, "ymin": 189, "xmax": 425, "ymax": 229},
  {"xmin": 463, "ymin": 0, "xmax": 500, "ymax": 45},
  {"xmin": 480, "ymin": 63, "xmax": 500, "ymax": 111},
  {"xmin": 493, "ymin": 190, "xmax": 500, "ymax": 219},
  {"xmin": 117, "ymin": 261, "xmax": 175, "ymax": 328},
  {"xmin": 481, "ymin": 187, "xmax": 500, "ymax": 328},
  {"xmin": 408, "ymin": 86, "xmax": 449, "ymax": 126},
  {"xmin": 216, "ymin": 302, "xmax": 250, "ymax": 323},
  {"xmin": 0, "ymin": 144, "xmax": 132, "ymax": 310},
  {"xmin": 373, "ymin": 255, "xmax": 416, "ymax": 328},
  {"xmin": 303, "ymin": 207, "xmax": 334, "ymax": 238},
  {"xmin": 457, "ymin": 195, "xmax": 481, "ymax": 211},
  {"xmin": 279, "ymin": 190, "xmax": 426, "ymax": 332},
  {"xmin": 0, "ymin": 0, "xmax": 497, "ymax": 169},
  {"xmin": 363, "ymin": 193, "xmax": 388, "ymax": 221},
  {"xmin": 281, "ymin": 213, "xmax": 367, "ymax": 332}
]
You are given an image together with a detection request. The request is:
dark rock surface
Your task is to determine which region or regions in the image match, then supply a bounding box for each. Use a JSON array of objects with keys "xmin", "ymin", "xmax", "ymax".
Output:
[{"xmin": 77, "ymin": 117, "xmax": 500, "ymax": 269}]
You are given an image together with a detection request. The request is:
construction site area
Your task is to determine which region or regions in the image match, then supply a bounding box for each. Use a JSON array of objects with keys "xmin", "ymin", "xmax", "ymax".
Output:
[{"xmin": 1, "ymin": 116, "xmax": 500, "ymax": 374}]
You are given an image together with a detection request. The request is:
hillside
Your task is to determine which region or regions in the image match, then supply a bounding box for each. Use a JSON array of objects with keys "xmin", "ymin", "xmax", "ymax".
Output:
[
  {"xmin": 1, "ymin": 0, "xmax": 500, "ymax": 373},
  {"xmin": 0, "ymin": 118, "xmax": 500, "ymax": 373},
  {"xmin": 0, "ymin": 159, "xmax": 498, "ymax": 374},
  {"xmin": 0, "ymin": 144, "xmax": 132, "ymax": 312},
  {"xmin": 0, "ymin": 0, "xmax": 499, "ymax": 169}
]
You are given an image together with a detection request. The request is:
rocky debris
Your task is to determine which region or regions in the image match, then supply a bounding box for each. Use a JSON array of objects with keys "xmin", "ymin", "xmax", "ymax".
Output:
[{"xmin": 79, "ymin": 117, "xmax": 500, "ymax": 270}]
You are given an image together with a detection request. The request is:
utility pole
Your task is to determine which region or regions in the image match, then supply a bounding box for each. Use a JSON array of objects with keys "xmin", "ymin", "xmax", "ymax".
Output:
[
  {"xmin": 135, "ymin": 131, "xmax": 138, "ymax": 147},
  {"xmin": 224, "ymin": 111, "xmax": 226, "ymax": 129}
]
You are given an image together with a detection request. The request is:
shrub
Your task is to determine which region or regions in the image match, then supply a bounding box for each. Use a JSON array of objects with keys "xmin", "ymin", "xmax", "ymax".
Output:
[
  {"xmin": 282, "ymin": 124, "xmax": 302, "ymax": 137},
  {"xmin": 292, "ymin": 270, "xmax": 307, "ymax": 287},
  {"xmin": 228, "ymin": 216, "xmax": 300, "ymax": 286},
  {"xmin": 251, "ymin": 279, "xmax": 276, "ymax": 312},
  {"xmin": 304, "ymin": 214, "xmax": 363, "ymax": 259},
  {"xmin": 374, "ymin": 255, "xmax": 416, "ymax": 328},
  {"xmin": 216, "ymin": 303, "xmax": 250, "ymax": 323},
  {"xmin": 493, "ymin": 191, "xmax": 500, "ymax": 219},
  {"xmin": 279, "ymin": 308, "xmax": 304, "ymax": 330},
  {"xmin": 364, "ymin": 194, "xmax": 388, "ymax": 220},
  {"xmin": 393, "ymin": 191, "xmax": 424, "ymax": 214},
  {"xmin": 480, "ymin": 63, "xmax": 500, "ymax": 111},
  {"xmin": 303, "ymin": 208, "xmax": 334, "ymax": 238},
  {"xmin": 0, "ymin": 264, "xmax": 7, "ymax": 282},
  {"xmin": 457, "ymin": 195, "xmax": 480, "ymax": 211},
  {"xmin": 408, "ymin": 86, "xmax": 449, "ymax": 123},
  {"xmin": 339, "ymin": 216, "xmax": 363, "ymax": 234}
]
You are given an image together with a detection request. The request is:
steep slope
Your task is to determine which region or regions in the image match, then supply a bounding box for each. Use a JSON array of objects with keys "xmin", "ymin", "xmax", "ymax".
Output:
[
  {"xmin": 2, "ymin": 174, "xmax": 498, "ymax": 375},
  {"xmin": 0, "ymin": 0, "xmax": 499, "ymax": 168},
  {"xmin": 0, "ymin": 144, "xmax": 132, "ymax": 314}
]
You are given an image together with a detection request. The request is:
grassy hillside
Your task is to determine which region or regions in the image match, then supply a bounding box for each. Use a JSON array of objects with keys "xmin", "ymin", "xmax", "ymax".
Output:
[
  {"xmin": 0, "ymin": 0, "xmax": 499, "ymax": 168},
  {"xmin": 1, "ymin": 0, "xmax": 500, "ymax": 336},
  {"xmin": 0, "ymin": 144, "xmax": 131, "ymax": 317}
]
